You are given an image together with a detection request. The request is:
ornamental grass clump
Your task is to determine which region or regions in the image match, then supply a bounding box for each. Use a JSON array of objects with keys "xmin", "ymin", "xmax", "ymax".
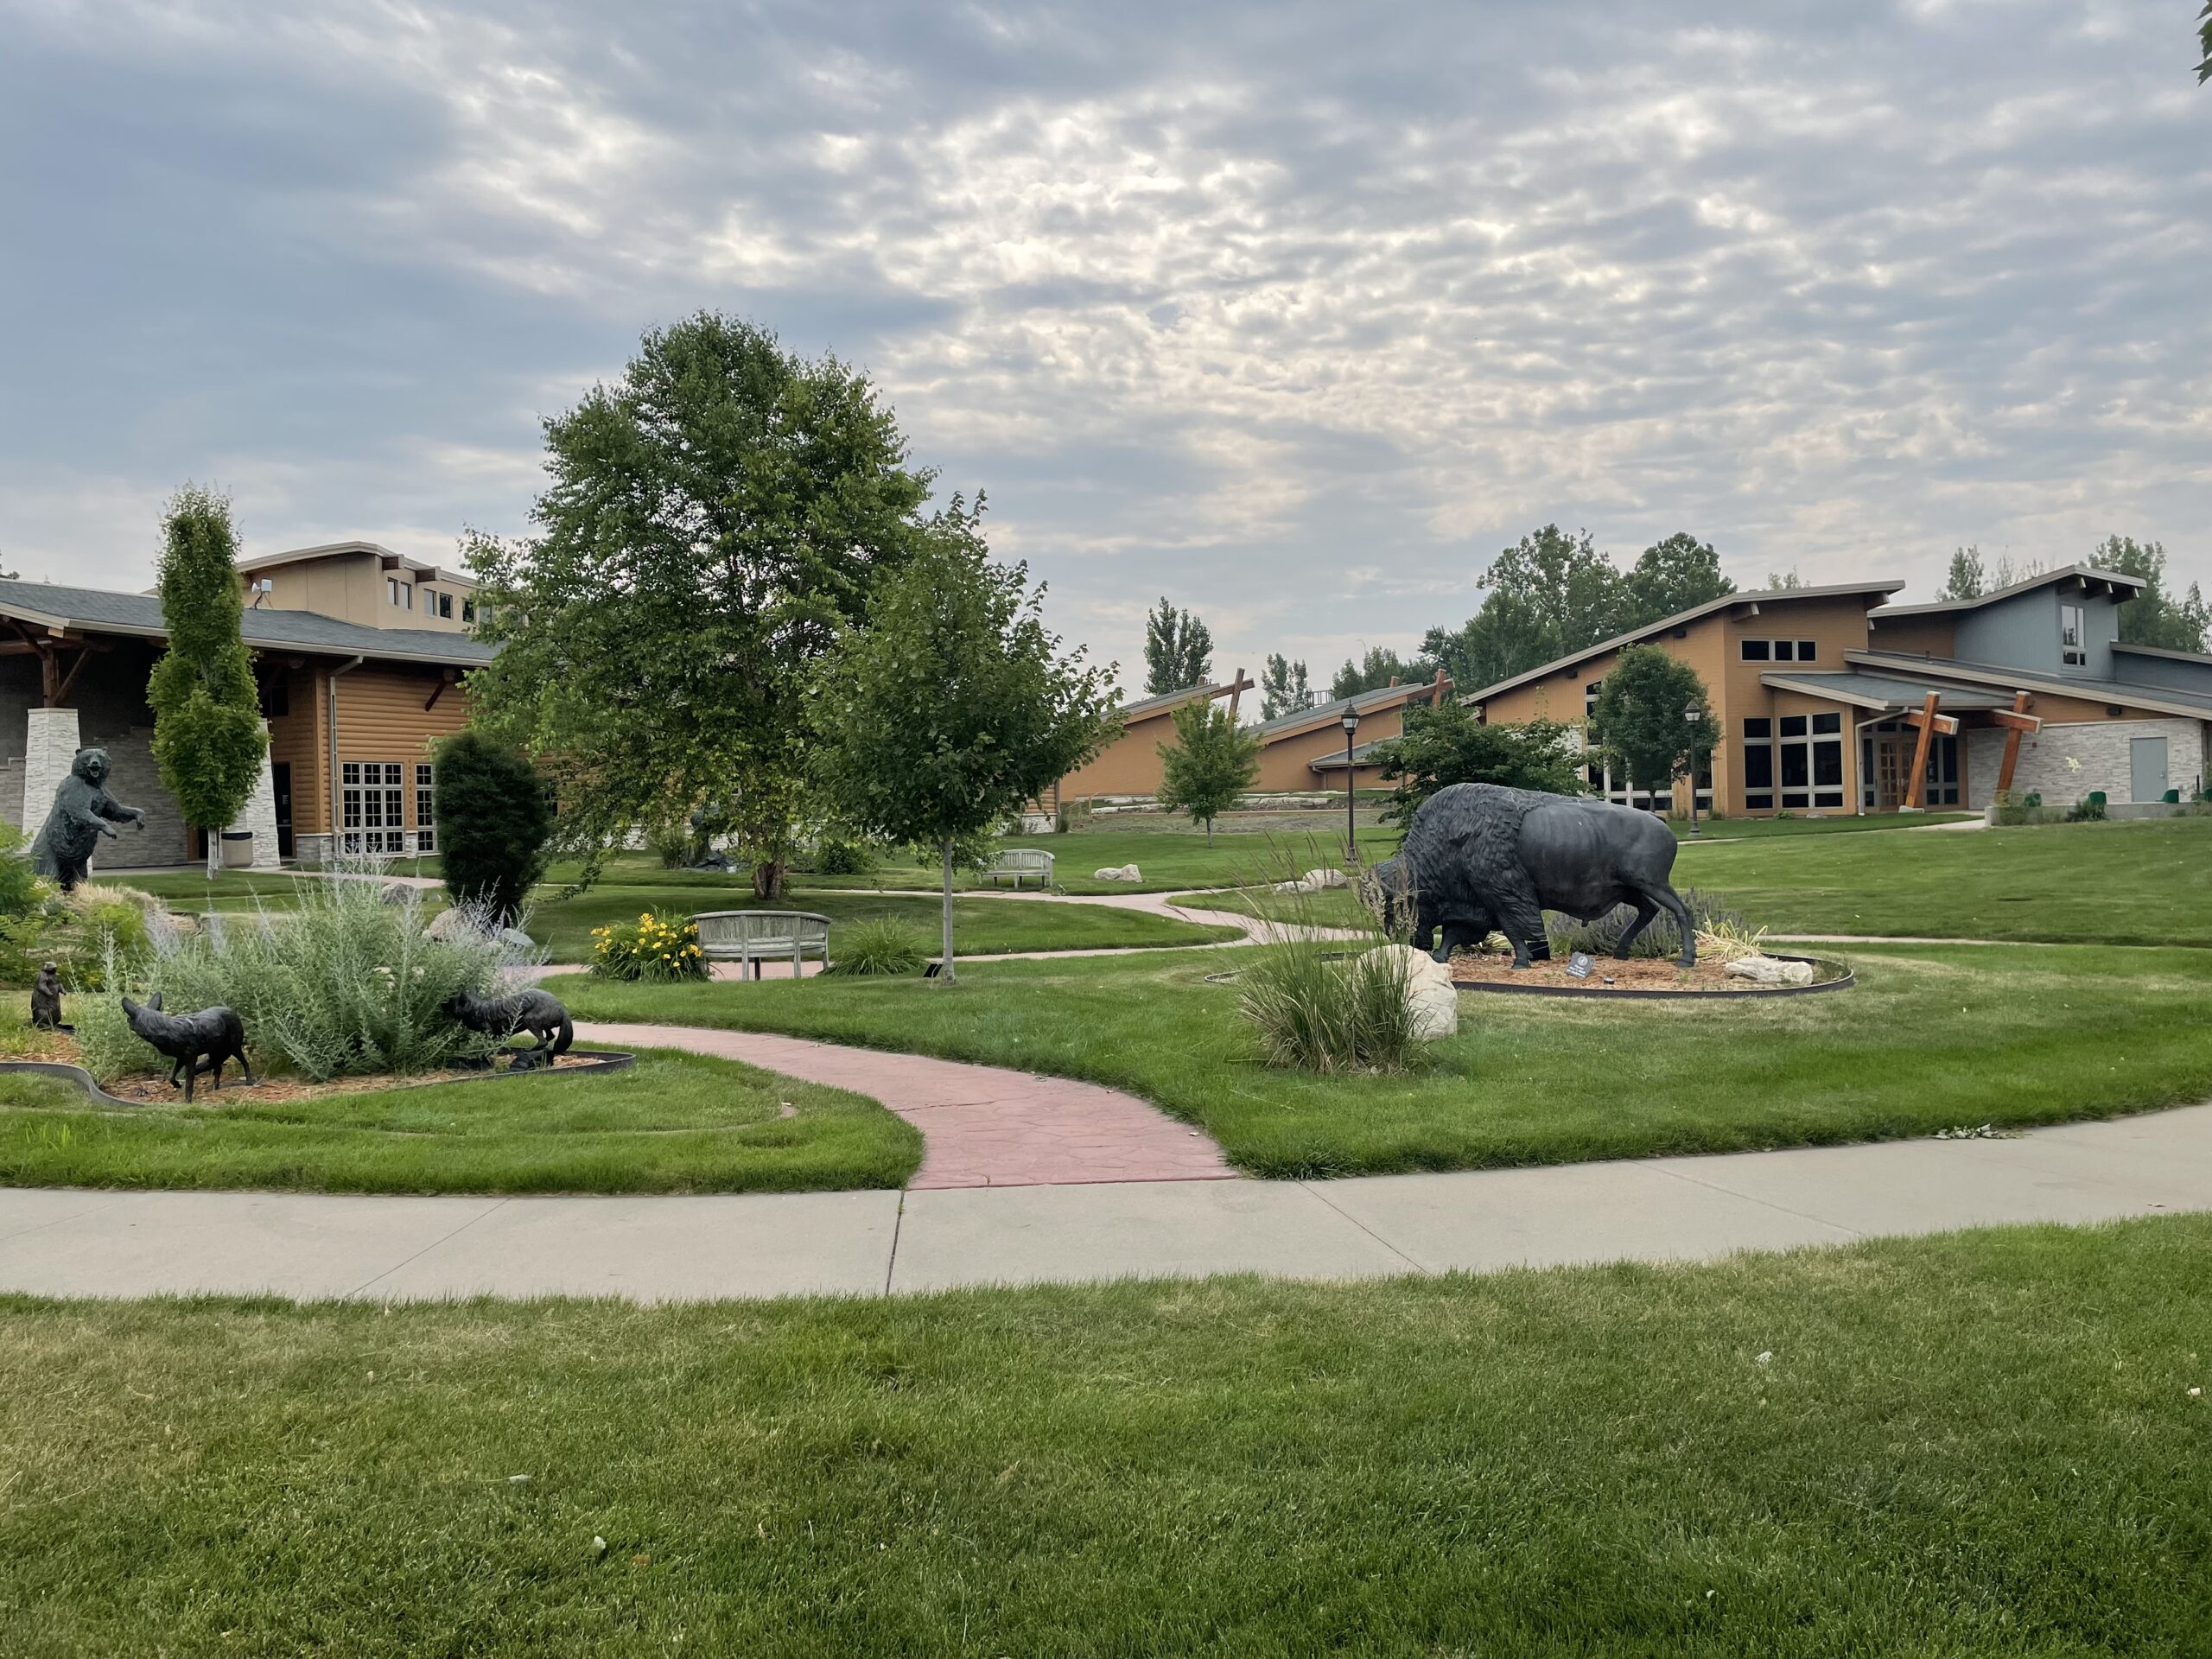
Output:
[
  {"xmin": 1546, "ymin": 887, "xmax": 1745, "ymax": 961},
  {"xmin": 1236, "ymin": 857, "xmax": 1423, "ymax": 1074},
  {"xmin": 821, "ymin": 918, "xmax": 927, "ymax": 976},
  {"xmin": 128, "ymin": 867, "xmax": 523, "ymax": 1081},
  {"xmin": 591, "ymin": 910, "xmax": 709, "ymax": 982}
]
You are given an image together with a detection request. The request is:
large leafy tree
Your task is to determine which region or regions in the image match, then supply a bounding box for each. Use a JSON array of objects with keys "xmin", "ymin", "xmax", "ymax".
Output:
[
  {"xmin": 2095, "ymin": 536, "xmax": 2209, "ymax": 652},
  {"xmin": 1328, "ymin": 645, "xmax": 1431, "ymax": 702},
  {"xmin": 1369, "ymin": 700, "xmax": 1586, "ymax": 826},
  {"xmin": 1142, "ymin": 597, "xmax": 1214, "ymax": 693},
  {"xmin": 1586, "ymin": 646, "xmax": 1719, "ymax": 799},
  {"xmin": 2199, "ymin": 2, "xmax": 2210, "ymax": 84},
  {"xmin": 1156, "ymin": 698, "xmax": 1262, "ymax": 843},
  {"xmin": 1423, "ymin": 524, "xmax": 1628, "ymax": 694},
  {"xmin": 461, "ymin": 313, "xmax": 933, "ymax": 899},
  {"xmin": 1622, "ymin": 532, "xmax": 1732, "ymax": 622},
  {"xmin": 149, "ymin": 486, "xmax": 269, "ymax": 876},
  {"xmin": 811, "ymin": 514, "xmax": 1117, "ymax": 982}
]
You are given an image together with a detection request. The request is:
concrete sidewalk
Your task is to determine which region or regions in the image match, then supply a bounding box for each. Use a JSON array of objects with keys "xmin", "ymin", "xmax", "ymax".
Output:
[{"xmin": 2, "ymin": 1103, "xmax": 2205, "ymax": 1303}]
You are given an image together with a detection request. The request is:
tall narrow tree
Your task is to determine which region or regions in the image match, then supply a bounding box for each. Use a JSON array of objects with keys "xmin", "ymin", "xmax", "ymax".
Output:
[
  {"xmin": 1142, "ymin": 597, "xmax": 1214, "ymax": 693},
  {"xmin": 811, "ymin": 510, "xmax": 1117, "ymax": 982},
  {"xmin": 149, "ymin": 487, "xmax": 269, "ymax": 876},
  {"xmin": 1939, "ymin": 546, "xmax": 1987, "ymax": 601}
]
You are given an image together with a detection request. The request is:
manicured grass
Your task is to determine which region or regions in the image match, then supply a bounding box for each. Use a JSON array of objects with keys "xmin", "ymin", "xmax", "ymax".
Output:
[
  {"xmin": 1670, "ymin": 810, "xmax": 1974, "ymax": 839},
  {"xmin": 0, "ymin": 1049, "xmax": 919, "ymax": 1196},
  {"xmin": 525, "ymin": 887, "xmax": 1237, "ymax": 963},
  {"xmin": 1681, "ymin": 814, "xmax": 2212, "ymax": 944},
  {"xmin": 551, "ymin": 940, "xmax": 2212, "ymax": 1179},
  {"xmin": 3, "ymin": 1217, "xmax": 2207, "ymax": 1653}
]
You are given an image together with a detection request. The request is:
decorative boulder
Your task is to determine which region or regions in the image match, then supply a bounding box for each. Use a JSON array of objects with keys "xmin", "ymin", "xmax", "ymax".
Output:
[
  {"xmin": 1368, "ymin": 944, "xmax": 1459, "ymax": 1041},
  {"xmin": 379, "ymin": 881, "xmax": 416, "ymax": 906},
  {"xmin": 1094, "ymin": 863, "xmax": 1142, "ymax": 882},
  {"xmin": 1274, "ymin": 867, "xmax": 1351, "ymax": 893},
  {"xmin": 1724, "ymin": 954, "xmax": 1816, "ymax": 987},
  {"xmin": 426, "ymin": 906, "xmax": 482, "ymax": 944}
]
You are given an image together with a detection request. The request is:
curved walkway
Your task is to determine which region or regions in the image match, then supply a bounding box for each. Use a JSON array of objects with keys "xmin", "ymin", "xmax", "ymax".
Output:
[
  {"xmin": 2, "ymin": 1101, "xmax": 2205, "ymax": 1302},
  {"xmin": 576, "ymin": 1020, "xmax": 1232, "ymax": 1190}
]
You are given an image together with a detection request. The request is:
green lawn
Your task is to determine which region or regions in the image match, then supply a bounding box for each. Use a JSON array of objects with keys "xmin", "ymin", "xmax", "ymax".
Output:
[
  {"xmin": 111, "ymin": 871, "xmax": 1238, "ymax": 961},
  {"xmin": 1681, "ymin": 814, "xmax": 2212, "ymax": 944},
  {"xmin": 525, "ymin": 887, "xmax": 1237, "ymax": 963},
  {"xmin": 0, "ymin": 1048, "xmax": 919, "ymax": 1196},
  {"xmin": 1674, "ymin": 810, "xmax": 1974, "ymax": 839},
  {"xmin": 551, "ymin": 940, "xmax": 2212, "ymax": 1179},
  {"xmin": 3, "ymin": 1216, "xmax": 2206, "ymax": 1654}
]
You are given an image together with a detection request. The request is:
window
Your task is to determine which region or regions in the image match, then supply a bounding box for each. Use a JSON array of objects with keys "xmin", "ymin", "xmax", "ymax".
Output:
[
  {"xmin": 1811, "ymin": 712, "xmax": 1844, "ymax": 808},
  {"xmin": 1924, "ymin": 734, "xmax": 1961, "ymax": 806},
  {"xmin": 1741, "ymin": 639, "xmax": 1770, "ymax": 662},
  {"xmin": 387, "ymin": 577, "xmax": 398, "ymax": 605},
  {"xmin": 416, "ymin": 763, "xmax": 435, "ymax": 854},
  {"xmin": 1798, "ymin": 639, "xmax": 1816, "ymax": 661},
  {"xmin": 436, "ymin": 591, "xmax": 453, "ymax": 620},
  {"xmin": 1584, "ymin": 678, "xmax": 1602, "ymax": 715},
  {"xmin": 2061, "ymin": 602, "xmax": 2086, "ymax": 667},
  {"xmin": 388, "ymin": 578, "xmax": 412, "ymax": 610},
  {"xmin": 340, "ymin": 762, "xmax": 405, "ymax": 855},
  {"xmin": 1741, "ymin": 717, "xmax": 1774, "ymax": 810},
  {"xmin": 462, "ymin": 597, "xmax": 477, "ymax": 624},
  {"xmin": 1774, "ymin": 640, "xmax": 1796, "ymax": 662},
  {"xmin": 257, "ymin": 671, "xmax": 289, "ymax": 719}
]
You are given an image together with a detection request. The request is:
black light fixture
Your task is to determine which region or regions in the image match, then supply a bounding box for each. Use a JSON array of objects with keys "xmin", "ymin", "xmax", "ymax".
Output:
[
  {"xmin": 1342, "ymin": 705, "xmax": 1362, "ymax": 863},
  {"xmin": 1683, "ymin": 700, "xmax": 1703, "ymax": 837}
]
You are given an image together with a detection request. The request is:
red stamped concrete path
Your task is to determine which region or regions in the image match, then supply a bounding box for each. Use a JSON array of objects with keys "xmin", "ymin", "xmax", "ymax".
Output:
[{"xmin": 575, "ymin": 1020, "xmax": 1234, "ymax": 1190}]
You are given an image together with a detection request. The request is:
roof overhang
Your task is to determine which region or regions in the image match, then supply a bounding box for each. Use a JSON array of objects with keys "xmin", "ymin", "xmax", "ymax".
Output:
[{"xmin": 1845, "ymin": 651, "xmax": 2212, "ymax": 724}]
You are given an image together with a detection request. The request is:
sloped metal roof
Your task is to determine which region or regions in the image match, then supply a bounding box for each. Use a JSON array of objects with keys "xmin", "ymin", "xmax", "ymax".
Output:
[{"xmin": 0, "ymin": 578, "xmax": 496, "ymax": 668}]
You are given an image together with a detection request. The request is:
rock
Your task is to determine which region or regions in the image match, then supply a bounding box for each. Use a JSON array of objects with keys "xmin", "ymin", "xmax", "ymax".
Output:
[
  {"xmin": 1366, "ymin": 944, "xmax": 1459, "ymax": 1041},
  {"xmin": 497, "ymin": 926, "xmax": 537, "ymax": 954},
  {"xmin": 426, "ymin": 906, "xmax": 482, "ymax": 944},
  {"xmin": 1094, "ymin": 863, "xmax": 1141, "ymax": 882},
  {"xmin": 378, "ymin": 880, "xmax": 417, "ymax": 906},
  {"xmin": 1724, "ymin": 954, "xmax": 1815, "ymax": 987},
  {"xmin": 1300, "ymin": 867, "xmax": 1349, "ymax": 889}
]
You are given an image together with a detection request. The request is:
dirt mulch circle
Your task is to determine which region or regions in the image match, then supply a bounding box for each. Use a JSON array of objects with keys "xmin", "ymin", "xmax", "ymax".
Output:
[
  {"xmin": 24, "ymin": 1033, "xmax": 605, "ymax": 1107},
  {"xmin": 1448, "ymin": 951, "xmax": 1847, "ymax": 995}
]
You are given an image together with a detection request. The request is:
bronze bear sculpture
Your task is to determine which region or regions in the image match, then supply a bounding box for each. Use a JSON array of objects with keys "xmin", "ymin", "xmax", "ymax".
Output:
[{"xmin": 31, "ymin": 747, "xmax": 146, "ymax": 892}]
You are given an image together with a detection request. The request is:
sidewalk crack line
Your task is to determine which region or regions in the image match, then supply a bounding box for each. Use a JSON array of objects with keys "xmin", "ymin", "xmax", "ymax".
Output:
[
  {"xmin": 346, "ymin": 1198, "xmax": 512, "ymax": 1299},
  {"xmin": 1297, "ymin": 1182, "xmax": 1430, "ymax": 1273}
]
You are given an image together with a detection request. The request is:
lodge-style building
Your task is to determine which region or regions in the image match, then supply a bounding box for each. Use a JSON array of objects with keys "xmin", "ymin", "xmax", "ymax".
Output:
[
  {"xmin": 0, "ymin": 542, "xmax": 490, "ymax": 868},
  {"xmin": 1468, "ymin": 565, "xmax": 2212, "ymax": 817}
]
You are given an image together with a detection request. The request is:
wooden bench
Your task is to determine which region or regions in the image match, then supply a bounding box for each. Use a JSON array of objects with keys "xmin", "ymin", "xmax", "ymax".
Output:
[
  {"xmin": 980, "ymin": 849, "xmax": 1054, "ymax": 889},
  {"xmin": 692, "ymin": 910, "xmax": 832, "ymax": 979}
]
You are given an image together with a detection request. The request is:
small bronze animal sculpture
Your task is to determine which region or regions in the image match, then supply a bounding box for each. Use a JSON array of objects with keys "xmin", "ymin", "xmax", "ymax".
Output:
[
  {"xmin": 1383, "ymin": 783, "xmax": 1697, "ymax": 969},
  {"xmin": 118, "ymin": 993, "xmax": 253, "ymax": 1102},
  {"xmin": 442, "ymin": 987, "xmax": 573, "ymax": 1065},
  {"xmin": 29, "ymin": 962, "xmax": 63, "ymax": 1030},
  {"xmin": 31, "ymin": 747, "xmax": 146, "ymax": 892}
]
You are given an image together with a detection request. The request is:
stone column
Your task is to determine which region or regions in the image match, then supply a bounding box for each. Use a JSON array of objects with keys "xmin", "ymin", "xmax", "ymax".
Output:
[
  {"xmin": 20, "ymin": 706, "xmax": 79, "ymax": 861},
  {"xmin": 232, "ymin": 724, "xmax": 282, "ymax": 868}
]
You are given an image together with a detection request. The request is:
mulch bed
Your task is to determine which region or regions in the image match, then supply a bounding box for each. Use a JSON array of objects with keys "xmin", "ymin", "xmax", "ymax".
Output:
[
  {"xmin": 12, "ymin": 1032, "xmax": 602, "ymax": 1106},
  {"xmin": 1447, "ymin": 952, "xmax": 1840, "ymax": 994}
]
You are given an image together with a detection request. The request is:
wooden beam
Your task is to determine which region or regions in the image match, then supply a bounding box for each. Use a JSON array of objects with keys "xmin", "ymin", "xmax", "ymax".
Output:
[
  {"xmin": 1430, "ymin": 667, "xmax": 1449, "ymax": 706},
  {"xmin": 1901, "ymin": 708, "xmax": 1961, "ymax": 736},
  {"xmin": 1995, "ymin": 691, "xmax": 2031, "ymax": 794},
  {"xmin": 51, "ymin": 646, "xmax": 92, "ymax": 707},
  {"xmin": 1904, "ymin": 692, "xmax": 1940, "ymax": 810}
]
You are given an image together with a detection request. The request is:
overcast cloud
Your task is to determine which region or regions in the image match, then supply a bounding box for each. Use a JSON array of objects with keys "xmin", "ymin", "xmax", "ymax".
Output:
[{"xmin": 2, "ymin": 0, "xmax": 2206, "ymax": 690}]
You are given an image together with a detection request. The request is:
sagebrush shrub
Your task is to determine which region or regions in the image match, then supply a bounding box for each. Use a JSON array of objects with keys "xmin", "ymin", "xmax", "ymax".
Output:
[{"xmin": 1546, "ymin": 887, "xmax": 1745, "ymax": 960}]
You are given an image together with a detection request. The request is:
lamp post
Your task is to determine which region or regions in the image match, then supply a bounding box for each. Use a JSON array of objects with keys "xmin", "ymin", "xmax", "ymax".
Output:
[
  {"xmin": 1342, "ymin": 706, "xmax": 1362, "ymax": 864},
  {"xmin": 1684, "ymin": 700, "xmax": 1703, "ymax": 838}
]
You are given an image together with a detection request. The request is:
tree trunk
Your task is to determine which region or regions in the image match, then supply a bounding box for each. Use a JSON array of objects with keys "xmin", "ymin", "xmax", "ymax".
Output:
[
  {"xmin": 1205, "ymin": 817, "xmax": 1213, "ymax": 846},
  {"xmin": 206, "ymin": 829, "xmax": 220, "ymax": 880},
  {"xmin": 938, "ymin": 836, "xmax": 957, "ymax": 985},
  {"xmin": 752, "ymin": 858, "xmax": 785, "ymax": 900}
]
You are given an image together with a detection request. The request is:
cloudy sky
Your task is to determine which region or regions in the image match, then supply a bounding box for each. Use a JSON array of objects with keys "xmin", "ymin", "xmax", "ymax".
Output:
[{"xmin": 2, "ymin": 0, "xmax": 2207, "ymax": 693}]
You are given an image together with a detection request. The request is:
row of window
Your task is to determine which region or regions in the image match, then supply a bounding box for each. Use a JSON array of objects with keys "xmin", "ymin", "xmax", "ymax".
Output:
[
  {"xmin": 340, "ymin": 761, "xmax": 435, "ymax": 855},
  {"xmin": 1741, "ymin": 713, "xmax": 1846, "ymax": 811},
  {"xmin": 1740, "ymin": 639, "xmax": 1818, "ymax": 663},
  {"xmin": 387, "ymin": 576, "xmax": 473, "ymax": 622}
]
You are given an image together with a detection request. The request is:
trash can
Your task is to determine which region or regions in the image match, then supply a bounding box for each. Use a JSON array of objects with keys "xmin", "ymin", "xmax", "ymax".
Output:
[{"xmin": 219, "ymin": 831, "xmax": 256, "ymax": 869}]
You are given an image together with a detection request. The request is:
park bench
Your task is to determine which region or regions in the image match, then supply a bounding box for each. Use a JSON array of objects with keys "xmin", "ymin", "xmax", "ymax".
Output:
[
  {"xmin": 980, "ymin": 848, "xmax": 1055, "ymax": 889},
  {"xmin": 692, "ymin": 910, "xmax": 832, "ymax": 979}
]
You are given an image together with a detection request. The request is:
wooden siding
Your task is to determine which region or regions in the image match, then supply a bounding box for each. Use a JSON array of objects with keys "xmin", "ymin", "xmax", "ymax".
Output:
[
  {"xmin": 270, "ymin": 664, "xmax": 471, "ymax": 836},
  {"xmin": 1255, "ymin": 708, "xmax": 1412, "ymax": 792},
  {"xmin": 1865, "ymin": 615, "xmax": 1957, "ymax": 658}
]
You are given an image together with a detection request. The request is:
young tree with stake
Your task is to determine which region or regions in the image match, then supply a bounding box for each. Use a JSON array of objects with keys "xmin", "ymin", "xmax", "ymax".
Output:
[
  {"xmin": 1156, "ymin": 698, "xmax": 1261, "ymax": 843},
  {"xmin": 1586, "ymin": 646, "xmax": 1719, "ymax": 808},
  {"xmin": 149, "ymin": 487, "xmax": 269, "ymax": 877},
  {"xmin": 812, "ymin": 510, "xmax": 1116, "ymax": 982}
]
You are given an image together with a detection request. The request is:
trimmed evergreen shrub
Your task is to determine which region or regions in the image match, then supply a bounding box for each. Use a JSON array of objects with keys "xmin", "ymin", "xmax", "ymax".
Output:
[{"xmin": 435, "ymin": 732, "xmax": 553, "ymax": 925}]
